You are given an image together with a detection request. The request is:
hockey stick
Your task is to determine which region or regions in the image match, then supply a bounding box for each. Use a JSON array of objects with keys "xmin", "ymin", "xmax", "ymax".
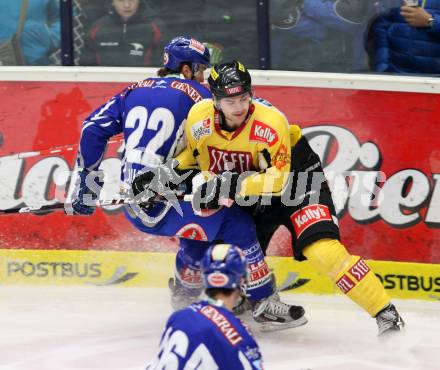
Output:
[
  {"xmin": 0, "ymin": 193, "xmax": 194, "ymax": 215},
  {"xmin": 277, "ymin": 271, "xmax": 310, "ymax": 292},
  {"xmin": 5, "ymin": 135, "xmax": 123, "ymax": 160},
  {"xmin": 0, "ymin": 198, "xmax": 127, "ymax": 215}
]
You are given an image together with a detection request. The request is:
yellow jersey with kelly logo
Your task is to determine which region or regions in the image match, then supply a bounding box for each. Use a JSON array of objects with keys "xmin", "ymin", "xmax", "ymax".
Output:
[{"xmin": 176, "ymin": 98, "xmax": 292, "ymax": 197}]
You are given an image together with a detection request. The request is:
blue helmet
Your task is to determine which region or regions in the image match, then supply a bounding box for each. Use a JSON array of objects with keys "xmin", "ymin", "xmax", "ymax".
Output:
[
  {"xmin": 163, "ymin": 36, "xmax": 210, "ymax": 72},
  {"xmin": 202, "ymin": 244, "xmax": 247, "ymax": 290}
]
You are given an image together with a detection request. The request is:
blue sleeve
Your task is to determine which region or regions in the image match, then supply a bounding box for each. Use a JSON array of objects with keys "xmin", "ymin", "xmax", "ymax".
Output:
[
  {"xmin": 372, "ymin": 13, "xmax": 392, "ymax": 72},
  {"xmin": 77, "ymin": 93, "xmax": 124, "ymax": 170}
]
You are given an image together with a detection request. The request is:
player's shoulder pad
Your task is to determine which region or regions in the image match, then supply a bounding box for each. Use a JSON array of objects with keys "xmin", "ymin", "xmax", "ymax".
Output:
[
  {"xmin": 187, "ymin": 80, "xmax": 212, "ymax": 99},
  {"xmin": 167, "ymin": 304, "xmax": 200, "ymax": 325},
  {"xmin": 169, "ymin": 79, "xmax": 211, "ymax": 104},
  {"xmin": 186, "ymin": 99, "xmax": 215, "ymax": 142},
  {"xmin": 249, "ymin": 100, "xmax": 289, "ymax": 147},
  {"xmin": 289, "ymin": 124, "xmax": 302, "ymax": 146},
  {"xmin": 252, "ymin": 98, "xmax": 289, "ymax": 128},
  {"xmin": 253, "ymin": 96, "xmax": 274, "ymax": 108}
]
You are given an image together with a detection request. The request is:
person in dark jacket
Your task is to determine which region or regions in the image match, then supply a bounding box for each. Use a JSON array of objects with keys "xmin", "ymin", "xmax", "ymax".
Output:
[
  {"xmin": 270, "ymin": 0, "xmax": 381, "ymax": 72},
  {"xmin": 372, "ymin": 0, "xmax": 440, "ymax": 74},
  {"xmin": 80, "ymin": 0, "xmax": 165, "ymax": 67}
]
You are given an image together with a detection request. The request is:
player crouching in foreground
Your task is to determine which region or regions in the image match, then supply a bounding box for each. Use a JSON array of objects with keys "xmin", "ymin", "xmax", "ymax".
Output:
[
  {"xmin": 177, "ymin": 60, "xmax": 404, "ymax": 337},
  {"xmin": 147, "ymin": 244, "xmax": 264, "ymax": 370}
]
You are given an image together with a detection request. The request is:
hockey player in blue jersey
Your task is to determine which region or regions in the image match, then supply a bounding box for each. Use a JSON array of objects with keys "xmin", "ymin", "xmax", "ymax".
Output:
[
  {"xmin": 147, "ymin": 243, "xmax": 264, "ymax": 370},
  {"xmin": 73, "ymin": 36, "xmax": 211, "ymax": 195},
  {"xmin": 71, "ymin": 35, "xmax": 306, "ymax": 331}
]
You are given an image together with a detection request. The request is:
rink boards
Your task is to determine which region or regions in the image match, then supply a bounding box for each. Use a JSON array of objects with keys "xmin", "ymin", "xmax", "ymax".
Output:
[
  {"xmin": 1, "ymin": 249, "xmax": 439, "ymax": 302},
  {"xmin": 1, "ymin": 68, "xmax": 440, "ymax": 264}
]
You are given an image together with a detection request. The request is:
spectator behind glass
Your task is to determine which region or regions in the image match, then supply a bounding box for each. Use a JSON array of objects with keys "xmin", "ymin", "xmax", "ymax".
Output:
[
  {"xmin": 80, "ymin": 0, "xmax": 165, "ymax": 67},
  {"xmin": 270, "ymin": 0, "xmax": 381, "ymax": 72},
  {"xmin": 0, "ymin": 0, "xmax": 60, "ymax": 65},
  {"xmin": 372, "ymin": 0, "xmax": 440, "ymax": 74}
]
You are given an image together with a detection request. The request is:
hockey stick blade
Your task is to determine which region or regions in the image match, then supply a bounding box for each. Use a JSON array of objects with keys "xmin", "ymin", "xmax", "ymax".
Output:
[{"xmin": 277, "ymin": 271, "xmax": 311, "ymax": 292}]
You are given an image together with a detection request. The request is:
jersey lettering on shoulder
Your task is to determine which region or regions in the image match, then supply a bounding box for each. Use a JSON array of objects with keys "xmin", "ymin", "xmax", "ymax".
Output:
[
  {"xmin": 170, "ymin": 80, "xmax": 204, "ymax": 103},
  {"xmin": 199, "ymin": 304, "xmax": 243, "ymax": 345},
  {"xmin": 148, "ymin": 301, "xmax": 263, "ymax": 370},
  {"xmin": 120, "ymin": 78, "xmax": 156, "ymax": 96}
]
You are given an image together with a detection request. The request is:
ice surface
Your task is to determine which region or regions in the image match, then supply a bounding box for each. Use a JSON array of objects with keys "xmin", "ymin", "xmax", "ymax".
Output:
[{"xmin": 0, "ymin": 286, "xmax": 439, "ymax": 370}]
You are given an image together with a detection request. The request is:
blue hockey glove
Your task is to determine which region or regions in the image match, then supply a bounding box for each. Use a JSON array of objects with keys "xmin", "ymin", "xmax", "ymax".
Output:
[
  {"xmin": 192, "ymin": 171, "xmax": 239, "ymax": 211},
  {"xmin": 71, "ymin": 169, "xmax": 104, "ymax": 215}
]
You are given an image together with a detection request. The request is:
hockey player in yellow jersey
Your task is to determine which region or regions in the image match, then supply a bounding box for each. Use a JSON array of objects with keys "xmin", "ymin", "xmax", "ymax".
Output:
[
  {"xmin": 176, "ymin": 62, "xmax": 291, "ymax": 201},
  {"xmin": 176, "ymin": 60, "xmax": 405, "ymax": 336}
]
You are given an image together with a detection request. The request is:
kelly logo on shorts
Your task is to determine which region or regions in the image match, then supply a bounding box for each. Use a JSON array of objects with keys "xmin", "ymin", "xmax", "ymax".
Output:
[{"xmin": 291, "ymin": 204, "xmax": 332, "ymax": 237}]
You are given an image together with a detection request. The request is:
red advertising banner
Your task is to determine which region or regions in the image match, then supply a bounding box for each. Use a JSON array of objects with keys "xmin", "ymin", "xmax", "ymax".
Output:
[{"xmin": 0, "ymin": 81, "xmax": 439, "ymax": 263}]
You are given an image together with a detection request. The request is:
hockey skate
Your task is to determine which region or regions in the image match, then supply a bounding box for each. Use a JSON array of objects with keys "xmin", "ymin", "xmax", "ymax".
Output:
[
  {"xmin": 168, "ymin": 277, "xmax": 201, "ymax": 311},
  {"xmin": 375, "ymin": 304, "xmax": 405, "ymax": 336},
  {"xmin": 252, "ymin": 293, "xmax": 307, "ymax": 332}
]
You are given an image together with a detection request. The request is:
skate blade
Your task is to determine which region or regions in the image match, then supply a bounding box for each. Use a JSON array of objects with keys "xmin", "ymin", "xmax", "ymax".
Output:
[
  {"xmin": 378, "ymin": 324, "xmax": 406, "ymax": 338},
  {"xmin": 258, "ymin": 316, "xmax": 308, "ymax": 332}
]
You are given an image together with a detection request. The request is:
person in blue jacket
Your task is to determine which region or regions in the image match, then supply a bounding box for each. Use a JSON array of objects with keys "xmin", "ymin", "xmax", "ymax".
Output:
[
  {"xmin": 270, "ymin": 0, "xmax": 380, "ymax": 72},
  {"xmin": 147, "ymin": 243, "xmax": 264, "ymax": 370},
  {"xmin": 372, "ymin": 0, "xmax": 440, "ymax": 74},
  {"xmin": 0, "ymin": 0, "xmax": 60, "ymax": 65}
]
